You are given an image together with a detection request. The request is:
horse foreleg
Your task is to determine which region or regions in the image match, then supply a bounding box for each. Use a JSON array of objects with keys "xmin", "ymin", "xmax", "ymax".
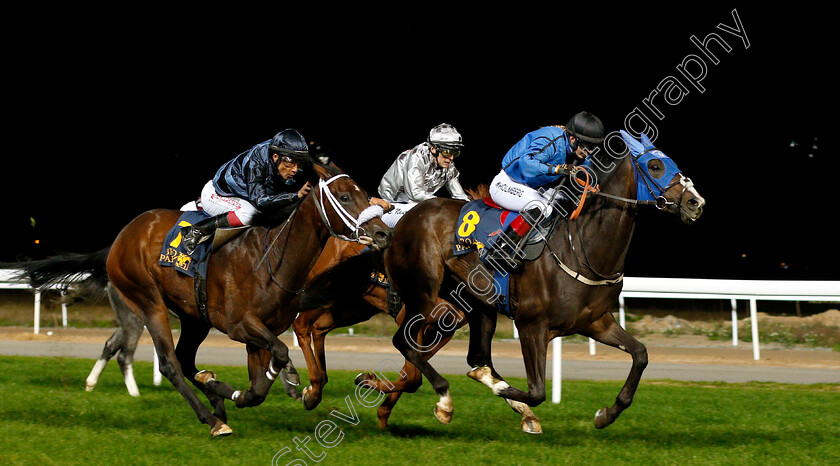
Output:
[
  {"xmin": 293, "ymin": 311, "xmax": 331, "ymax": 410},
  {"xmin": 464, "ymin": 309, "xmax": 542, "ymax": 434},
  {"xmin": 580, "ymin": 312, "xmax": 648, "ymax": 429},
  {"xmin": 235, "ymin": 345, "xmax": 275, "ymax": 408},
  {"xmin": 467, "ymin": 366, "xmax": 542, "ymax": 434},
  {"xmin": 495, "ymin": 321, "xmax": 549, "ymax": 408},
  {"xmin": 229, "ymin": 313, "xmax": 300, "ymax": 388}
]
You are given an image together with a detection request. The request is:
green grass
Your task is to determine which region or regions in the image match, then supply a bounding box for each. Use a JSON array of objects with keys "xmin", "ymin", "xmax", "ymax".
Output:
[{"xmin": 1, "ymin": 357, "xmax": 838, "ymax": 465}]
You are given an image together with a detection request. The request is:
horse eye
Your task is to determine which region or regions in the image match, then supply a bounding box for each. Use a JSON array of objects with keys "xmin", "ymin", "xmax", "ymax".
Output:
[
  {"xmin": 339, "ymin": 193, "xmax": 351, "ymax": 202},
  {"xmin": 648, "ymin": 160, "xmax": 665, "ymax": 177}
]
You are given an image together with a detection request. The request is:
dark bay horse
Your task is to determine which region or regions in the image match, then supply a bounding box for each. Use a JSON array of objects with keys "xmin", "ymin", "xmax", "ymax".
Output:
[
  {"xmin": 357, "ymin": 131, "xmax": 705, "ymax": 433},
  {"xmin": 16, "ymin": 162, "xmax": 391, "ymax": 436},
  {"xmin": 297, "ymin": 187, "xmax": 540, "ymax": 432}
]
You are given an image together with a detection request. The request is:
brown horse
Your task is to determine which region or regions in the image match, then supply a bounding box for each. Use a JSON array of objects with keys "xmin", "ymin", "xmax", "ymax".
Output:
[
  {"xmin": 345, "ymin": 132, "xmax": 704, "ymax": 433},
  {"xmin": 296, "ymin": 186, "xmax": 541, "ymax": 432},
  {"xmin": 17, "ymin": 162, "xmax": 391, "ymax": 436}
]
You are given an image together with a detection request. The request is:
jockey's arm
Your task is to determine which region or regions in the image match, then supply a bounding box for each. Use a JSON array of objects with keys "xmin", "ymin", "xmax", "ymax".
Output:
[
  {"xmin": 446, "ymin": 177, "xmax": 470, "ymax": 201},
  {"xmin": 247, "ymin": 157, "xmax": 300, "ymax": 209},
  {"xmin": 368, "ymin": 197, "xmax": 392, "ymax": 212},
  {"xmin": 517, "ymin": 136, "xmax": 572, "ymax": 180}
]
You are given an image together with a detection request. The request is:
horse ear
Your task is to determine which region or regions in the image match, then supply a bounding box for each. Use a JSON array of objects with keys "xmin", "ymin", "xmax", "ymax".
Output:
[
  {"xmin": 313, "ymin": 163, "xmax": 329, "ymax": 180},
  {"xmin": 620, "ymin": 130, "xmax": 645, "ymax": 156},
  {"xmin": 640, "ymin": 133, "xmax": 655, "ymax": 149}
]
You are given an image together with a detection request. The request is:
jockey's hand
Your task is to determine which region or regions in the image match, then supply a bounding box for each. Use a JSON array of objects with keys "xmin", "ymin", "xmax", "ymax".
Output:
[
  {"xmin": 552, "ymin": 164, "xmax": 580, "ymax": 176},
  {"xmin": 297, "ymin": 182, "xmax": 313, "ymax": 198},
  {"xmin": 369, "ymin": 197, "xmax": 393, "ymax": 213}
]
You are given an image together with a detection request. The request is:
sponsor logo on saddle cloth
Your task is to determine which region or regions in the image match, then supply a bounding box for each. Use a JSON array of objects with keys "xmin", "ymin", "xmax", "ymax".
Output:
[
  {"xmin": 159, "ymin": 211, "xmax": 212, "ymax": 279},
  {"xmin": 453, "ymin": 197, "xmax": 521, "ymax": 256}
]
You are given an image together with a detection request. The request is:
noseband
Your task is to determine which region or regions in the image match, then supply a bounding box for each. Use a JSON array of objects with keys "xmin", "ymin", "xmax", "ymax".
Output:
[{"xmin": 316, "ymin": 173, "xmax": 384, "ymax": 244}]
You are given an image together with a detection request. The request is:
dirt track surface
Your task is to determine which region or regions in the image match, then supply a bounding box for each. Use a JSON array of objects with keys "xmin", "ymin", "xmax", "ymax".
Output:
[{"xmin": 1, "ymin": 326, "xmax": 838, "ymax": 370}]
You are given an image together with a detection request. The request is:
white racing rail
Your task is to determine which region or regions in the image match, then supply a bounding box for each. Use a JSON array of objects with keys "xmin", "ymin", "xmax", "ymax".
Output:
[{"xmin": 4, "ymin": 270, "xmax": 839, "ymax": 402}]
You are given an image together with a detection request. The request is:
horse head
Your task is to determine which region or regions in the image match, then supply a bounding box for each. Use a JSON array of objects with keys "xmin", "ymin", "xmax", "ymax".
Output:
[
  {"xmin": 311, "ymin": 163, "xmax": 392, "ymax": 250},
  {"xmin": 620, "ymin": 130, "xmax": 705, "ymax": 223}
]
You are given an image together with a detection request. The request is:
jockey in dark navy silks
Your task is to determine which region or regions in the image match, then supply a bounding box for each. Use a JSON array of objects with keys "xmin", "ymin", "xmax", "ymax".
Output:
[
  {"xmin": 180, "ymin": 128, "xmax": 314, "ymax": 254},
  {"xmin": 180, "ymin": 128, "xmax": 391, "ymax": 255},
  {"xmin": 488, "ymin": 111, "xmax": 605, "ymax": 266}
]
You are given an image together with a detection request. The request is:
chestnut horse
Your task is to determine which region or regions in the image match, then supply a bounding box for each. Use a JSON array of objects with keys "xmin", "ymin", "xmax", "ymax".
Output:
[
  {"xmin": 15, "ymin": 161, "xmax": 391, "ymax": 436},
  {"xmin": 347, "ymin": 132, "xmax": 705, "ymax": 433}
]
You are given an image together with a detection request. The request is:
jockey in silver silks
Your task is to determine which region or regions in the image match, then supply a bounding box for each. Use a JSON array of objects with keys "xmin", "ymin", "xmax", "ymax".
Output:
[{"xmin": 377, "ymin": 123, "xmax": 470, "ymax": 228}]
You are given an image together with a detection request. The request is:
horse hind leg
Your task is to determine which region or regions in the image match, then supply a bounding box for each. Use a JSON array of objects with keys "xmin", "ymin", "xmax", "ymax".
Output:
[
  {"xmin": 581, "ymin": 312, "xmax": 648, "ymax": 429},
  {"xmin": 392, "ymin": 311, "xmax": 454, "ymax": 425},
  {"xmin": 110, "ymin": 284, "xmax": 144, "ymax": 397},
  {"xmin": 119, "ymin": 287, "xmax": 231, "ymax": 436},
  {"xmin": 175, "ymin": 317, "xmax": 239, "ymax": 424},
  {"xmin": 85, "ymin": 328, "xmax": 126, "ymax": 393}
]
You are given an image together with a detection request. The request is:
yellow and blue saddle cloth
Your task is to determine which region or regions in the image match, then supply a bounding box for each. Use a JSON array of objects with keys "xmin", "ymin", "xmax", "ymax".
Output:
[
  {"xmin": 159, "ymin": 211, "xmax": 213, "ymax": 279},
  {"xmin": 452, "ymin": 198, "xmax": 522, "ymax": 315}
]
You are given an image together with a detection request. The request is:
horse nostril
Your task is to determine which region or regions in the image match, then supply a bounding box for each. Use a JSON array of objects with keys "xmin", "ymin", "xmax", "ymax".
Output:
[{"xmin": 375, "ymin": 229, "xmax": 392, "ymax": 243}]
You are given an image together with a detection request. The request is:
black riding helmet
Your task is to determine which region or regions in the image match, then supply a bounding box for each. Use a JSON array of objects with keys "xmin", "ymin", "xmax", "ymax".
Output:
[
  {"xmin": 269, "ymin": 128, "xmax": 310, "ymax": 165},
  {"xmin": 566, "ymin": 111, "xmax": 605, "ymax": 148}
]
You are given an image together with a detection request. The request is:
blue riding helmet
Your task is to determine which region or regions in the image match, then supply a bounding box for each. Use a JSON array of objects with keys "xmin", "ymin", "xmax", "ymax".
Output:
[{"xmin": 619, "ymin": 130, "xmax": 682, "ymax": 203}]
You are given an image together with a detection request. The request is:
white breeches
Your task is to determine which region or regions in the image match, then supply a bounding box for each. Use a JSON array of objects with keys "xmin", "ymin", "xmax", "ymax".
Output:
[
  {"xmin": 198, "ymin": 180, "xmax": 259, "ymax": 225},
  {"xmin": 380, "ymin": 201, "xmax": 418, "ymax": 229},
  {"xmin": 489, "ymin": 170, "xmax": 556, "ymax": 217}
]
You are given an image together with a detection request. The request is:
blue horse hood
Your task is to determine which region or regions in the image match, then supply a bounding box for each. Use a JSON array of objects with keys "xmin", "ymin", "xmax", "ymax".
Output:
[{"xmin": 620, "ymin": 130, "xmax": 682, "ymax": 203}]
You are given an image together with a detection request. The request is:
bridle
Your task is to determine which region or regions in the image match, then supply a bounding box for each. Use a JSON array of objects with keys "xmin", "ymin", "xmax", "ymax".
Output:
[
  {"xmin": 315, "ymin": 173, "xmax": 384, "ymax": 245},
  {"xmin": 592, "ymin": 148, "xmax": 693, "ymax": 211}
]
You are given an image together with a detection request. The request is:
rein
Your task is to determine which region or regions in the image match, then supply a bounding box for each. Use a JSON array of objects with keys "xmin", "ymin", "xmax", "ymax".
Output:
[{"xmin": 254, "ymin": 205, "xmax": 308, "ymax": 295}]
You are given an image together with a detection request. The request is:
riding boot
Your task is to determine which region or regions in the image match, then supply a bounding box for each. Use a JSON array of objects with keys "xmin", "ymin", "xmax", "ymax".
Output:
[
  {"xmin": 181, "ymin": 213, "xmax": 231, "ymax": 255},
  {"xmin": 487, "ymin": 207, "xmax": 546, "ymax": 269}
]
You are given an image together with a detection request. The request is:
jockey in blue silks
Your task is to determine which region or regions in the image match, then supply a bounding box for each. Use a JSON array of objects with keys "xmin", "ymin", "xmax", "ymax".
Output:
[{"xmin": 488, "ymin": 111, "xmax": 605, "ymax": 266}]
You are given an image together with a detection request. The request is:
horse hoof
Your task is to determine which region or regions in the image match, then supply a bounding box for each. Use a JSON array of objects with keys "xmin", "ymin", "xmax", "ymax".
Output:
[
  {"xmin": 302, "ymin": 387, "xmax": 320, "ymax": 411},
  {"xmin": 85, "ymin": 384, "xmax": 96, "ymax": 392},
  {"xmin": 434, "ymin": 405, "xmax": 453, "ymax": 425},
  {"xmin": 594, "ymin": 407, "xmax": 612, "ymax": 429},
  {"xmin": 354, "ymin": 372, "xmax": 374, "ymax": 387},
  {"xmin": 211, "ymin": 422, "xmax": 233, "ymax": 437},
  {"xmin": 522, "ymin": 417, "xmax": 543, "ymax": 434},
  {"xmin": 195, "ymin": 370, "xmax": 218, "ymax": 384}
]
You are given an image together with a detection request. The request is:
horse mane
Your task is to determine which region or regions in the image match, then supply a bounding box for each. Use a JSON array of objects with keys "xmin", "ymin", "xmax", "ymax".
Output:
[{"xmin": 465, "ymin": 184, "xmax": 490, "ymax": 201}]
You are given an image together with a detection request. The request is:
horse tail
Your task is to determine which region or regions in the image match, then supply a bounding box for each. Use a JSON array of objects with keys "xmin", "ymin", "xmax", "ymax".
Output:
[
  {"xmin": 466, "ymin": 183, "xmax": 491, "ymax": 201},
  {"xmin": 3, "ymin": 246, "xmax": 111, "ymax": 302},
  {"xmin": 299, "ymin": 248, "xmax": 384, "ymax": 311}
]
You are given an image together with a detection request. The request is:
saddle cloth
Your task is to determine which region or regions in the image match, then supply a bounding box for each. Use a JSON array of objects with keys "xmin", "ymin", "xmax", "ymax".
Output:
[
  {"xmin": 452, "ymin": 198, "xmax": 550, "ymax": 318},
  {"xmin": 158, "ymin": 211, "xmax": 213, "ymax": 279}
]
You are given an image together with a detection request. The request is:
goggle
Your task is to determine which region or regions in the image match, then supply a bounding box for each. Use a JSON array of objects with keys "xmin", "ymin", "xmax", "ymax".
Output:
[
  {"xmin": 435, "ymin": 147, "xmax": 461, "ymax": 159},
  {"xmin": 572, "ymin": 136, "xmax": 596, "ymax": 152},
  {"xmin": 279, "ymin": 155, "xmax": 300, "ymax": 168}
]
